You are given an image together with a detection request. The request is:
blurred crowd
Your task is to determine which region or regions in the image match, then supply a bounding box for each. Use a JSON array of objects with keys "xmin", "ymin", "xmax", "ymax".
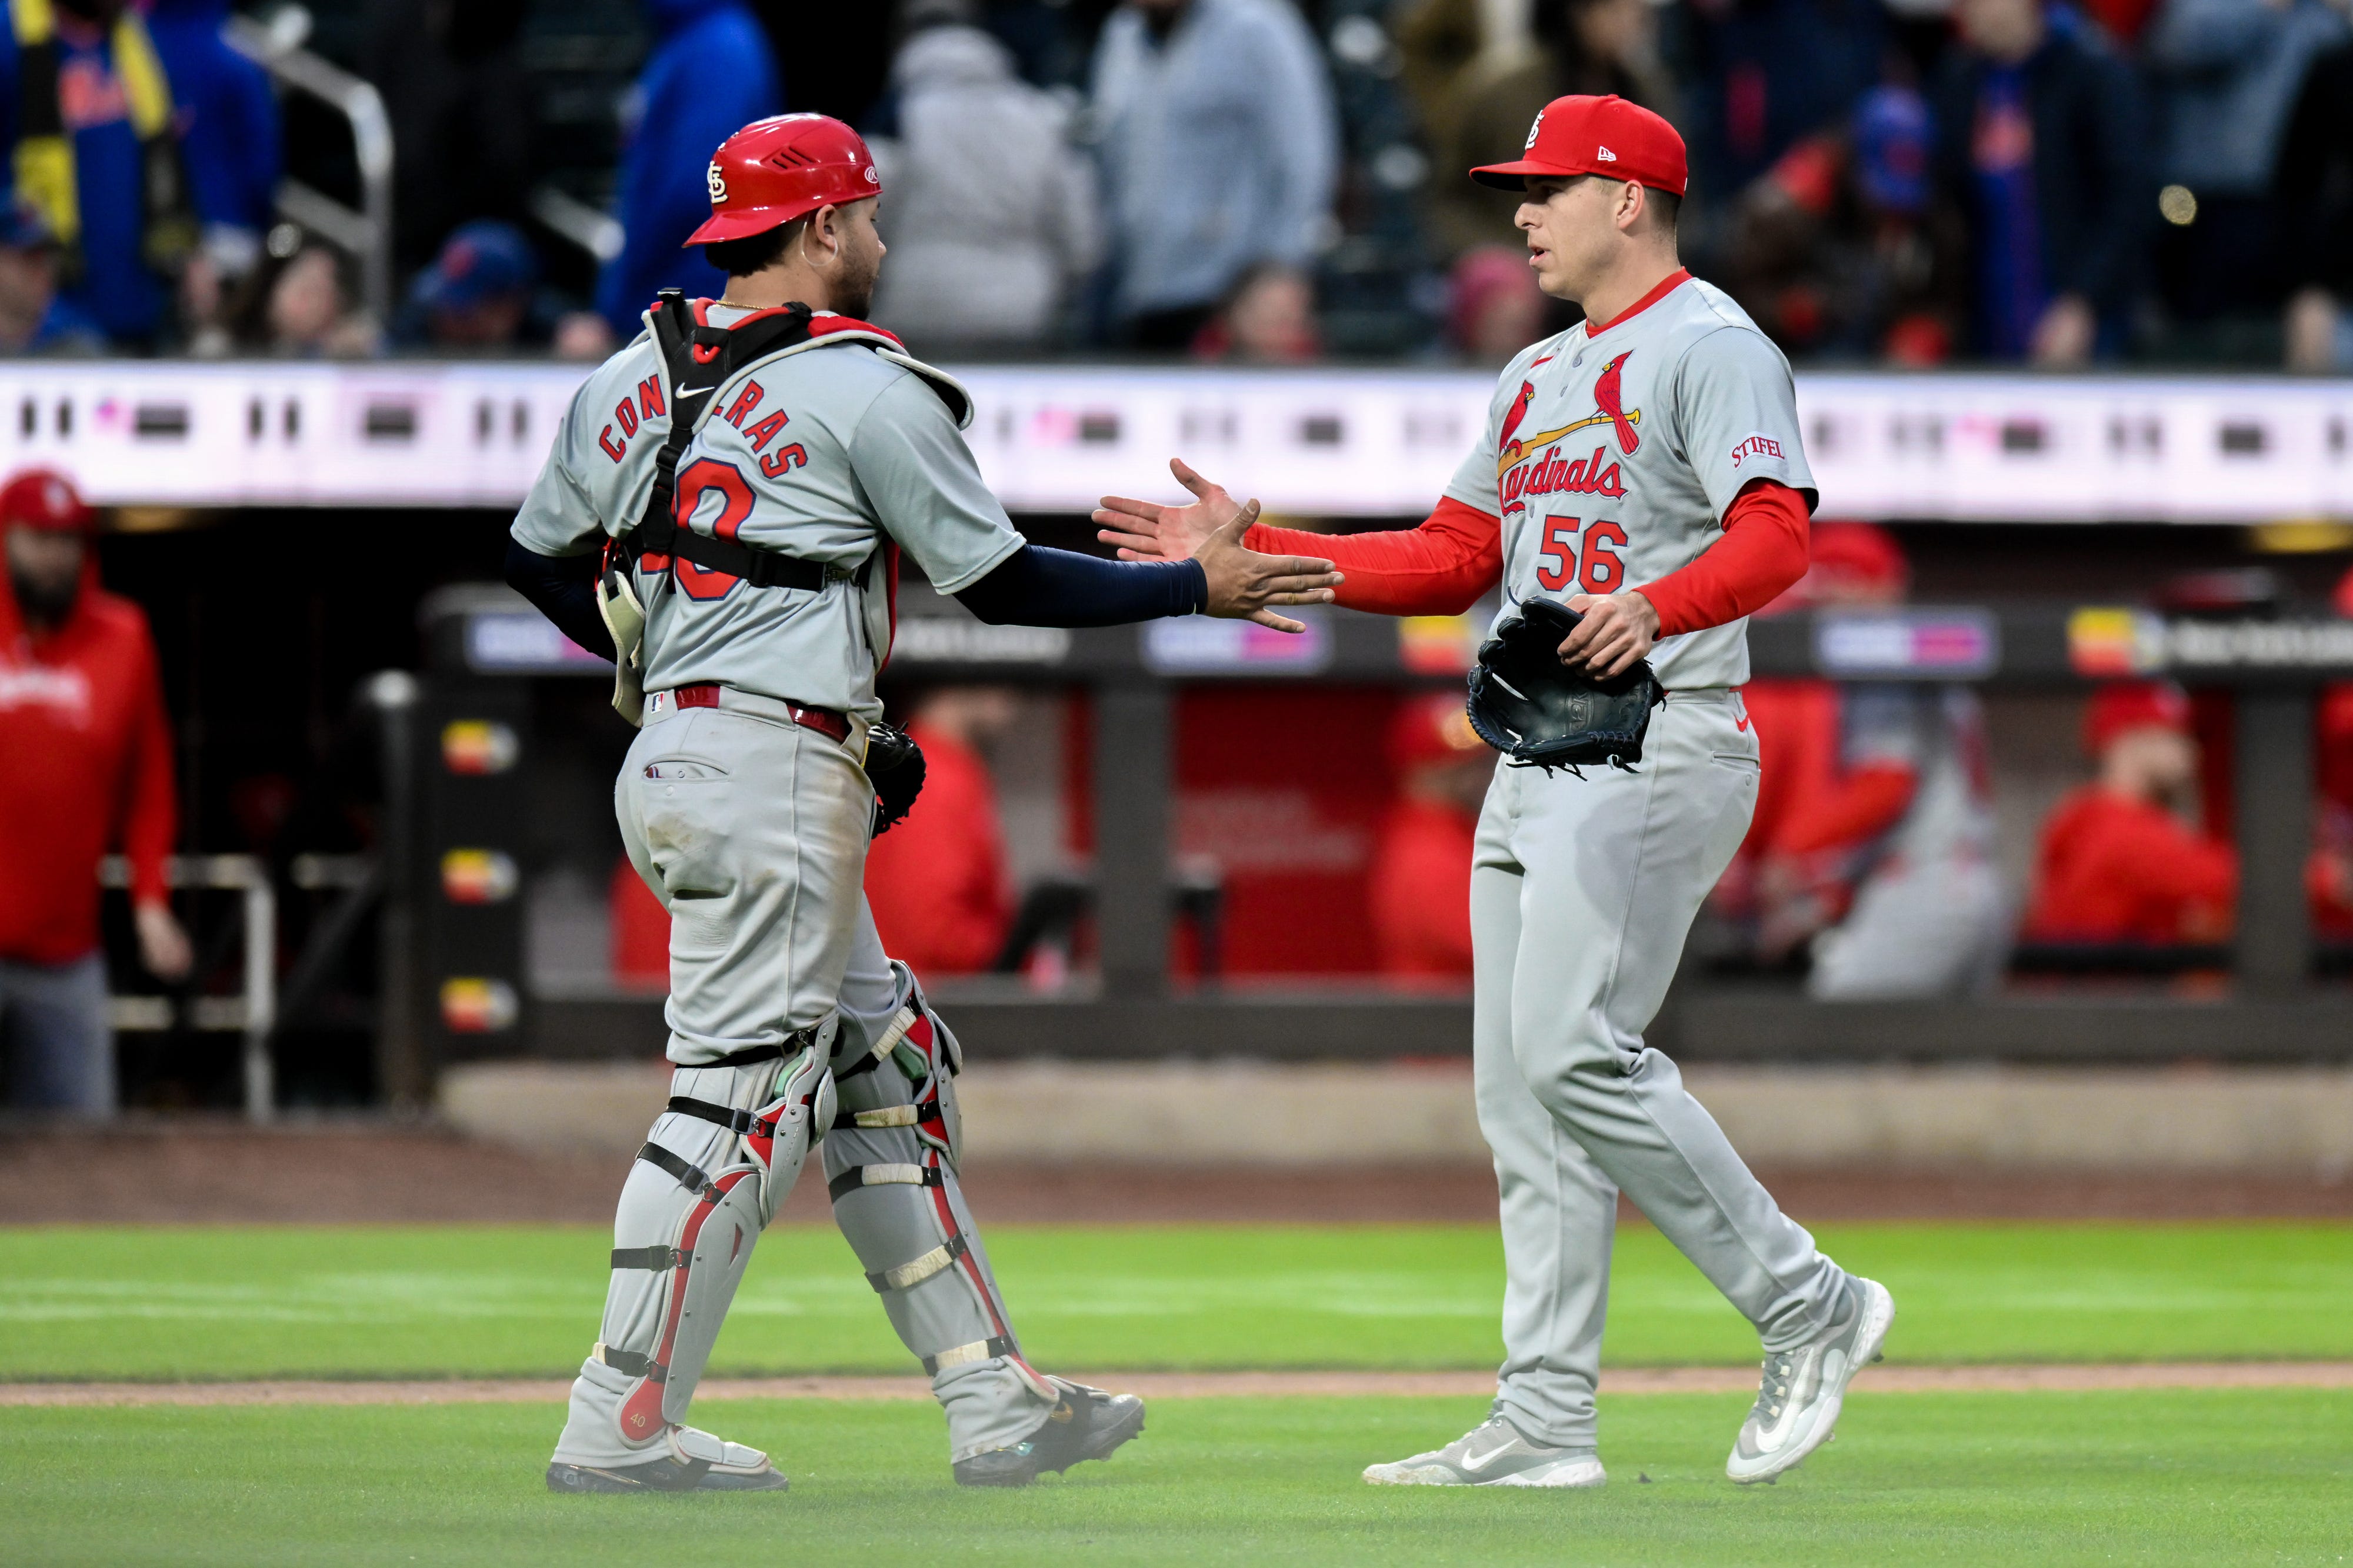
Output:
[{"xmin": 4, "ymin": 0, "xmax": 2353, "ymax": 366}]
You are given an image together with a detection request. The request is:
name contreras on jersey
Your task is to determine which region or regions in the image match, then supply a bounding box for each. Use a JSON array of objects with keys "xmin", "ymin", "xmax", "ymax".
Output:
[{"xmin": 596, "ymin": 375, "xmax": 669, "ymax": 462}]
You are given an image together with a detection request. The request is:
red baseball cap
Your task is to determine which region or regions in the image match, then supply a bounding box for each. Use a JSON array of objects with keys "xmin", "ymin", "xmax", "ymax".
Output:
[
  {"xmin": 2084, "ymin": 680, "xmax": 2192, "ymax": 757},
  {"xmin": 0, "ymin": 468, "xmax": 93, "ymax": 532},
  {"xmin": 685, "ymin": 114, "xmax": 881, "ymax": 247},
  {"xmin": 1471, "ymin": 94, "xmax": 1688, "ymax": 198}
]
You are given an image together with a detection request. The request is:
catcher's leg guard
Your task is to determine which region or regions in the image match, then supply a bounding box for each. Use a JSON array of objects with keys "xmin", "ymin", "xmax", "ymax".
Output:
[
  {"xmin": 552, "ymin": 1041, "xmax": 832, "ymax": 1468},
  {"xmin": 828, "ymin": 952, "xmax": 1055, "ymax": 1463}
]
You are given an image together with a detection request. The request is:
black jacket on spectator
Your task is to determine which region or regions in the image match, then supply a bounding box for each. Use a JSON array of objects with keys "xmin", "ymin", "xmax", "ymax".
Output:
[{"xmin": 1931, "ymin": 26, "xmax": 2149, "ymax": 348}]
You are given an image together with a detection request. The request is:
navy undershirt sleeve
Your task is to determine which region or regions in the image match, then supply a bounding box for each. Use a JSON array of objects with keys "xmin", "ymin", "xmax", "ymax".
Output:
[
  {"xmin": 505, "ymin": 537, "xmax": 616, "ymax": 663},
  {"xmin": 954, "ymin": 543, "xmax": 1208, "ymax": 628}
]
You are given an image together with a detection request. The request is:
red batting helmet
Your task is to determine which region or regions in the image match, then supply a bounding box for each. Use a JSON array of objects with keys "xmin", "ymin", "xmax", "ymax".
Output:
[
  {"xmin": 684, "ymin": 114, "xmax": 881, "ymax": 246},
  {"xmin": 0, "ymin": 468, "xmax": 93, "ymax": 532}
]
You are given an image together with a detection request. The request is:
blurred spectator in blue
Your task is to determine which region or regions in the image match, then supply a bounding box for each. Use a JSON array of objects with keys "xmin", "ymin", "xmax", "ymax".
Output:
[
  {"xmin": 1677, "ymin": 0, "xmax": 1885, "ymax": 214},
  {"xmin": 0, "ymin": 198, "xmax": 102, "ymax": 354},
  {"xmin": 362, "ymin": 0, "xmax": 532, "ymax": 278},
  {"xmin": 1932, "ymin": 0, "xmax": 2148, "ymax": 365},
  {"xmin": 146, "ymin": 0, "xmax": 278, "ymax": 354},
  {"xmin": 145, "ymin": 0, "xmax": 276, "ymax": 260},
  {"xmin": 2147, "ymin": 0, "xmax": 2347, "ymax": 325},
  {"xmin": 0, "ymin": 0, "xmax": 199, "ymax": 347},
  {"xmin": 1089, "ymin": 0, "xmax": 1337, "ymax": 349},
  {"xmin": 868, "ymin": 1, "xmax": 1101, "ymax": 350},
  {"xmin": 394, "ymin": 220, "xmax": 544, "ymax": 351},
  {"xmin": 594, "ymin": 0, "xmax": 784, "ymax": 338},
  {"xmin": 1722, "ymin": 84, "xmax": 1966, "ymax": 363},
  {"xmin": 1407, "ymin": 0, "xmax": 1676, "ymax": 258}
]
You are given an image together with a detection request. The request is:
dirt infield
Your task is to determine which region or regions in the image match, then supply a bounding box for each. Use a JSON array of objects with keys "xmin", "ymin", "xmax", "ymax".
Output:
[
  {"xmin": 6, "ymin": 1365, "xmax": 2350, "ymax": 1407},
  {"xmin": 4, "ymin": 1120, "xmax": 2350, "ymax": 1223}
]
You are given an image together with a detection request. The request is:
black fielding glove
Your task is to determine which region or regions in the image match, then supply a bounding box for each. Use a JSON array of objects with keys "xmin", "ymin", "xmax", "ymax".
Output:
[
  {"xmin": 1464, "ymin": 598, "xmax": 1664, "ymax": 775},
  {"xmin": 865, "ymin": 722, "xmax": 926, "ymax": 835}
]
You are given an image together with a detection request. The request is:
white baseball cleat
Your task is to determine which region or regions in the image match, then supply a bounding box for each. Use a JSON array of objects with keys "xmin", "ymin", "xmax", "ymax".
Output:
[
  {"xmin": 1364, "ymin": 1413, "xmax": 1607, "ymax": 1489},
  {"xmin": 1725, "ymin": 1275, "xmax": 1895, "ymax": 1485}
]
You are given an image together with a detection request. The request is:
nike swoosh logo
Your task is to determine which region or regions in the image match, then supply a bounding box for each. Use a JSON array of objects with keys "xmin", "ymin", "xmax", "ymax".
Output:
[
  {"xmin": 1458, "ymin": 1439, "xmax": 1515, "ymax": 1472},
  {"xmin": 677, "ymin": 385, "xmax": 716, "ymax": 398},
  {"xmin": 1735, "ymin": 715, "xmax": 1752, "ymax": 732}
]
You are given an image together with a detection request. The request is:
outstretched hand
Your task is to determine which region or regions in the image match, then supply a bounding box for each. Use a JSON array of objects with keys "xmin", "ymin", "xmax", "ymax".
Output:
[
  {"xmin": 1095, "ymin": 458, "xmax": 1242, "ymax": 564},
  {"xmin": 1192, "ymin": 500, "xmax": 1342, "ymax": 632},
  {"xmin": 1098, "ymin": 460, "xmax": 1342, "ymax": 632}
]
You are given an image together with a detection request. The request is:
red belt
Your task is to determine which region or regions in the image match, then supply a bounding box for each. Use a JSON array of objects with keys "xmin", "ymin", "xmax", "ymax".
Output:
[{"xmin": 673, "ymin": 683, "xmax": 852, "ymax": 745}]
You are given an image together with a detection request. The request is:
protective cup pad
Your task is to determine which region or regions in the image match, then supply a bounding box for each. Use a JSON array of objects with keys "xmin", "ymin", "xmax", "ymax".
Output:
[{"xmin": 1465, "ymin": 596, "xmax": 1664, "ymax": 771}]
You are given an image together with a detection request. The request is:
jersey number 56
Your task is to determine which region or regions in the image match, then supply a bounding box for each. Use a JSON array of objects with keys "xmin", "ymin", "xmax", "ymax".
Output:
[{"xmin": 1534, "ymin": 516, "xmax": 1627, "ymax": 595}]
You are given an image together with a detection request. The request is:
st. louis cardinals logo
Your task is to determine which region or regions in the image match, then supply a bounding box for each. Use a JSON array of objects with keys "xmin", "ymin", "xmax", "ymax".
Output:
[
  {"xmin": 1495, "ymin": 352, "xmax": 1642, "ymax": 512},
  {"xmin": 1495, "ymin": 351, "xmax": 1642, "ymax": 475}
]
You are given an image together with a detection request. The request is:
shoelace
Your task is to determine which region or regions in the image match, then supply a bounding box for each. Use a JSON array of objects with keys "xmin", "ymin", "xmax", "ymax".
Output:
[{"xmin": 1752, "ymin": 1350, "xmax": 1796, "ymax": 1420}]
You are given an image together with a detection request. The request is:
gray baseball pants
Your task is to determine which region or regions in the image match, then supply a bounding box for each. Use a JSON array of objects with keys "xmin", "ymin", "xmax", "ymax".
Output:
[
  {"xmin": 552, "ymin": 696, "xmax": 1054, "ymax": 1471},
  {"xmin": 0, "ymin": 953, "xmax": 113, "ymax": 1115},
  {"xmin": 1470, "ymin": 689, "xmax": 1851, "ymax": 1452},
  {"xmin": 1808, "ymin": 853, "xmax": 2009, "ymax": 1000}
]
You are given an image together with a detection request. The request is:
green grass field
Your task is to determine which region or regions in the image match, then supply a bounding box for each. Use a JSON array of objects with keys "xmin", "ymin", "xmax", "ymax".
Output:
[
  {"xmin": 5, "ymin": 1221, "xmax": 2351, "ymax": 1379},
  {"xmin": 5, "ymin": 1221, "xmax": 2349, "ymax": 1566},
  {"xmin": 6, "ymin": 1393, "xmax": 2350, "ymax": 1567}
]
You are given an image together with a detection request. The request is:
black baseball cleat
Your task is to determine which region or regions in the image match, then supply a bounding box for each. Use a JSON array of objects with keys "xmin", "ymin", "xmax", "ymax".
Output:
[
  {"xmin": 952, "ymin": 1378, "xmax": 1146, "ymax": 1488},
  {"xmin": 547, "ymin": 1424, "xmax": 789, "ymax": 1493}
]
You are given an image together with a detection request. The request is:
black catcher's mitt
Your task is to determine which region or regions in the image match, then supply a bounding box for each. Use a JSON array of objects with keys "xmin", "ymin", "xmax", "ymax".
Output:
[
  {"xmin": 1465, "ymin": 598, "xmax": 1664, "ymax": 773},
  {"xmin": 865, "ymin": 722, "xmax": 926, "ymax": 835}
]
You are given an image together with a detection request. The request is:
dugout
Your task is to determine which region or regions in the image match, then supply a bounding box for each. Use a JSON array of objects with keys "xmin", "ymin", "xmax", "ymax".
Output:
[{"xmin": 14, "ymin": 361, "xmax": 2353, "ymax": 1112}]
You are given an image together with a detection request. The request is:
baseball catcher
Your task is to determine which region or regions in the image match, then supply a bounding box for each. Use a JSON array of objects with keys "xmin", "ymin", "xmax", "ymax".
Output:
[{"xmin": 505, "ymin": 112, "xmax": 1339, "ymax": 1493}]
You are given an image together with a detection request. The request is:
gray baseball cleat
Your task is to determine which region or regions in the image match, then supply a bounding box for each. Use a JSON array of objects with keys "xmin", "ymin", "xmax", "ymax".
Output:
[
  {"xmin": 952, "ymin": 1377, "xmax": 1147, "ymax": 1488},
  {"xmin": 546, "ymin": 1424, "xmax": 789, "ymax": 1493},
  {"xmin": 1362, "ymin": 1412, "xmax": 1607, "ymax": 1489},
  {"xmin": 1726, "ymin": 1275, "xmax": 1895, "ymax": 1485}
]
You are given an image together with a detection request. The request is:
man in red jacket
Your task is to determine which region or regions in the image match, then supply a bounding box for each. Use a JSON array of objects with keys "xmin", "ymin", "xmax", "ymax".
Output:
[
  {"xmin": 864, "ymin": 686, "xmax": 1019, "ymax": 976},
  {"xmin": 2022, "ymin": 680, "xmax": 2236, "ymax": 944},
  {"xmin": 0, "ymin": 468, "xmax": 188, "ymax": 1113},
  {"xmin": 1369, "ymin": 692, "xmax": 1489, "ymax": 979}
]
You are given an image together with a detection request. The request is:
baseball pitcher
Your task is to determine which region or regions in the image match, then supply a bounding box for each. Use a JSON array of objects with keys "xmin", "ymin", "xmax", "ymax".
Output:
[
  {"xmin": 1099, "ymin": 95, "xmax": 1894, "ymax": 1488},
  {"xmin": 505, "ymin": 112, "xmax": 1339, "ymax": 1493}
]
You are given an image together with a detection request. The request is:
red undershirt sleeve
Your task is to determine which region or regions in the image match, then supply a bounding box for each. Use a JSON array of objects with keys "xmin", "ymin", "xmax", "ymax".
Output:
[
  {"xmin": 1637, "ymin": 479, "xmax": 1811, "ymax": 637},
  {"xmin": 1245, "ymin": 497, "xmax": 1502, "ymax": 617}
]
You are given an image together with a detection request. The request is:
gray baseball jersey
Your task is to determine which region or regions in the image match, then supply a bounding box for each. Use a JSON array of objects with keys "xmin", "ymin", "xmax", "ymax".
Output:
[
  {"xmin": 1442, "ymin": 276, "xmax": 1816, "ymax": 690},
  {"xmin": 512, "ymin": 306, "xmax": 1025, "ymax": 721}
]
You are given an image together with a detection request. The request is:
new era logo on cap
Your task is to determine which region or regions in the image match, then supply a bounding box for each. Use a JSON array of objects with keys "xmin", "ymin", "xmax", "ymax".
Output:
[{"xmin": 1472, "ymin": 95, "xmax": 1688, "ymax": 196}]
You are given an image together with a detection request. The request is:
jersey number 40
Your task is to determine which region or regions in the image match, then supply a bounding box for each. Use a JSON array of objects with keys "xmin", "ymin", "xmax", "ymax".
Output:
[{"xmin": 665, "ymin": 454, "xmax": 805, "ymax": 601}]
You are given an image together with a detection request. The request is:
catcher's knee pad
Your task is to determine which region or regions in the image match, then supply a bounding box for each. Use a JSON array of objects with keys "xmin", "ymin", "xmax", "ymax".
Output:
[
  {"xmin": 831, "ymin": 967, "xmax": 961, "ymax": 1164},
  {"xmin": 594, "ymin": 1042, "xmax": 835, "ymax": 1443}
]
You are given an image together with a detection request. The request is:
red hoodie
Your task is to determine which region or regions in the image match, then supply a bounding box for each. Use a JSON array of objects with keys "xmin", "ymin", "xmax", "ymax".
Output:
[{"xmin": 0, "ymin": 548, "xmax": 176, "ymax": 963}]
